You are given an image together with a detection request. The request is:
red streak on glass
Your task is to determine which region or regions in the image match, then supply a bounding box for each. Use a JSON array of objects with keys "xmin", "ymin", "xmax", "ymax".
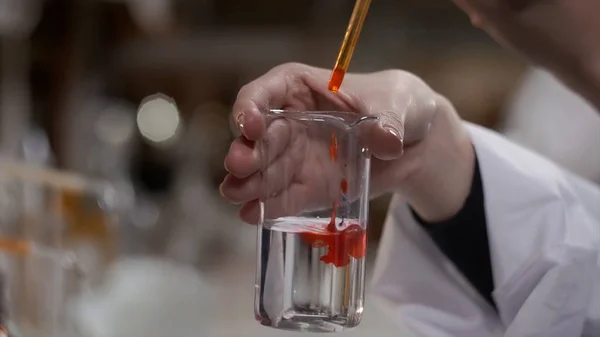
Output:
[
  {"xmin": 329, "ymin": 131, "xmax": 338, "ymax": 163},
  {"xmin": 327, "ymin": 202, "xmax": 339, "ymax": 233},
  {"xmin": 327, "ymin": 131, "xmax": 339, "ymax": 232},
  {"xmin": 340, "ymin": 178, "xmax": 348, "ymax": 194}
]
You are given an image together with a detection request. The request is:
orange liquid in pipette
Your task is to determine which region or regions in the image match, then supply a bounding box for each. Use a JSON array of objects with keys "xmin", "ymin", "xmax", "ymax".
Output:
[
  {"xmin": 329, "ymin": 68, "xmax": 346, "ymax": 93},
  {"xmin": 328, "ymin": 0, "xmax": 372, "ymax": 93}
]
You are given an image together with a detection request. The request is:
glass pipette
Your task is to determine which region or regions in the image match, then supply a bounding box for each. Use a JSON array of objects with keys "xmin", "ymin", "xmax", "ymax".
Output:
[{"xmin": 328, "ymin": 0, "xmax": 372, "ymax": 93}]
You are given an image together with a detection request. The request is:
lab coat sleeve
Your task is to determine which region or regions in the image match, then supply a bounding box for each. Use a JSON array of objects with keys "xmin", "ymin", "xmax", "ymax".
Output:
[{"xmin": 370, "ymin": 122, "xmax": 600, "ymax": 337}]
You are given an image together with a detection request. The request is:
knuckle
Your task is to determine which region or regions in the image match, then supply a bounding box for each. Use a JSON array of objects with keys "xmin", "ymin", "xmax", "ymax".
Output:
[
  {"xmin": 237, "ymin": 81, "xmax": 258, "ymax": 97},
  {"xmin": 273, "ymin": 62, "xmax": 324, "ymax": 84},
  {"xmin": 275, "ymin": 62, "xmax": 307, "ymax": 71},
  {"xmin": 379, "ymin": 69, "xmax": 425, "ymax": 90},
  {"xmin": 270, "ymin": 62, "xmax": 307, "ymax": 76},
  {"xmin": 380, "ymin": 68, "xmax": 408, "ymax": 79},
  {"xmin": 380, "ymin": 69, "xmax": 411, "ymax": 83}
]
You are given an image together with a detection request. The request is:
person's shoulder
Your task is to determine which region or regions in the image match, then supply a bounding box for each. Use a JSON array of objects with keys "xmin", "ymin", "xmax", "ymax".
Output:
[
  {"xmin": 466, "ymin": 123, "xmax": 571, "ymax": 189},
  {"xmin": 465, "ymin": 122, "xmax": 600, "ymax": 219},
  {"xmin": 501, "ymin": 67, "xmax": 600, "ymax": 182}
]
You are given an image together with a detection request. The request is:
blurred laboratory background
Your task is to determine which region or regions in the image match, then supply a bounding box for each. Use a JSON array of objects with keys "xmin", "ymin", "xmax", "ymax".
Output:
[{"xmin": 0, "ymin": 0, "xmax": 598, "ymax": 337}]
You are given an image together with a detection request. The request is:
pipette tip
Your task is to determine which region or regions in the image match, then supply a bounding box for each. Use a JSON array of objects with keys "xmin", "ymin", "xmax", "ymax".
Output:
[{"xmin": 328, "ymin": 67, "xmax": 346, "ymax": 93}]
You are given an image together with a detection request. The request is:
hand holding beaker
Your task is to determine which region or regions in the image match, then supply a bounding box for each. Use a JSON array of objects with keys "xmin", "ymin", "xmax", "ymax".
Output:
[
  {"xmin": 220, "ymin": 63, "xmax": 476, "ymax": 332},
  {"xmin": 222, "ymin": 108, "xmax": 375, "ymax": 223},
  {"xmin": 221, "ymin": 63, "xmax": 473, "ymax": 223}
]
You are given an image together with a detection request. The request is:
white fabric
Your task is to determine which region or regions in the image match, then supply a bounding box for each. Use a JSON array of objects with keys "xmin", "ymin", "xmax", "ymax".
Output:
[
  {"xmin": 502, "ymin": 68, "xmax": 600, "ymax": 184},
  {"xmin": 372, "ymin": 123, "xmax": 600, "ymax": 337}
]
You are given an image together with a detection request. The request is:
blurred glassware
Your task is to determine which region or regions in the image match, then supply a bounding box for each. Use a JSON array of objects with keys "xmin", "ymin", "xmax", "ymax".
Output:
[
  {"xmin": 0, "ymin": 159, "xmax": 123, "ymax": 286},
  {"xmin": 1, "ymin": 36, "xmax": 33, "ymax": 158},
  {"xmin": 20, "ymin": 128, "xmax": 53, "ymax": 168},
  {"xmin": 126, "ymin": 142, "xmax": 175, "ymax": 257},
  {"xmin": 0, "ymin": 0, "xmax": 40, "ymax": 161},
  {"xmin": 61, "ymin": 83, "xmax": 137, "ymax": 180},
  {"xmin": 0, "ymin": 238, "xmax": 87, "ymax": 337},
  {"xmin": 161, "ymin": 100, "xmax": 254, "ymax": 270},
  {"xmin": 165, "ymin": 166, "xmax": 251, "ymax": 269},
  {"xmin": 60, "ymin": 82, "xmax": 138, "ymax": 257}
]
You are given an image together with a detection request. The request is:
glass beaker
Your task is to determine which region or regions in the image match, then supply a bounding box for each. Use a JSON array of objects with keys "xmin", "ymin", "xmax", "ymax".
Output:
[
  {"xmin": 0, "ymin": 240, "xmax": 86, "ymax": 337},
  {"xmin": 0, "ymin": 159, "xmax": 122, "ymax": 336},
  {"xmin": 0, "ymin": 158, "xmax": 121, "ymax": 286},
  {"xmin": 254, "ymin": 109, "xmax": 376, "ymax": 332}
]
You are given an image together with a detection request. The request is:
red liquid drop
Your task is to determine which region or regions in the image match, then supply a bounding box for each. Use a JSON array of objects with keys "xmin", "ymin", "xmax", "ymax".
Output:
[
  {"xmin": 328, "ymin": 67, "xmax": 346, "ymax": 93},
  {"xmin": 300, "ymin": 224, "xmax": 367, "ymax": 268},
  {"xmin": 340, "ymin": 178, "xmax": 348, "ymax": 194},
  {"xmin": 327, "ymin": 202, "xmax": 338, "ymax": 233}
]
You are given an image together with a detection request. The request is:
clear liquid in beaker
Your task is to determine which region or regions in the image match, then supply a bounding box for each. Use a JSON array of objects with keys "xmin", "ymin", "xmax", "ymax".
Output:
[{"xmin": 255, "ymin": 217, "xmax": 366, "ymax": 333}]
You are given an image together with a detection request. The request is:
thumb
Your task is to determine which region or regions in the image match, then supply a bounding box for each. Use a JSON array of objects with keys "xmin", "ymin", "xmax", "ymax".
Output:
[
  {"xmin": 363, "ymin": 112, "xmax": 405, "ymax": 161},
  {"xmin": 362, "ymin": 95, "xmax": 439, "ymax": 161}
]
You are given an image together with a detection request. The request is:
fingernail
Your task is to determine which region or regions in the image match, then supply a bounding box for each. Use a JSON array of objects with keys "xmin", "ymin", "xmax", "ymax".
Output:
[
  {"xmin": 383, "ymin": 125, "xmax": 400, "ymax": 139},
  {"xmin": 219, "ymin": 183, "xmax": 239, "ymax": 204},
  {"xmin": 380, "ymin": 123, "xmax": 405, "ymax": 157},
  {"xmin": 223, "ymin": 157, "xmax": 230, "ymax": 172},
  {"xmin": 218, "ymin": 183, "xmax": 226, "ymax": 198},
  {"xmin": 380, "ymin": 122, "xmax": 402, "ymax": 142},
  {"xmin": 236, "ymin": 112, "xmax": 247, "ymax": 137}
]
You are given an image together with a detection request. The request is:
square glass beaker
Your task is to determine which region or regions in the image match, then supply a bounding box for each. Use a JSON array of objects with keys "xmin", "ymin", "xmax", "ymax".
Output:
[{"xmin": 254, "ymin": 110, "xmax": 376, "ymax": 332}]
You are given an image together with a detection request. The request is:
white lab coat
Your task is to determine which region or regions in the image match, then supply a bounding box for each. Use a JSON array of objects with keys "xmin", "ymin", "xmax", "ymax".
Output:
[
  {"xmin": 502, "ymin": 68, "xmax": 600, "ymax": 184},
  {"xmin": 372, "ymin": 123, "xmax": 600, "ymax": 337}
]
